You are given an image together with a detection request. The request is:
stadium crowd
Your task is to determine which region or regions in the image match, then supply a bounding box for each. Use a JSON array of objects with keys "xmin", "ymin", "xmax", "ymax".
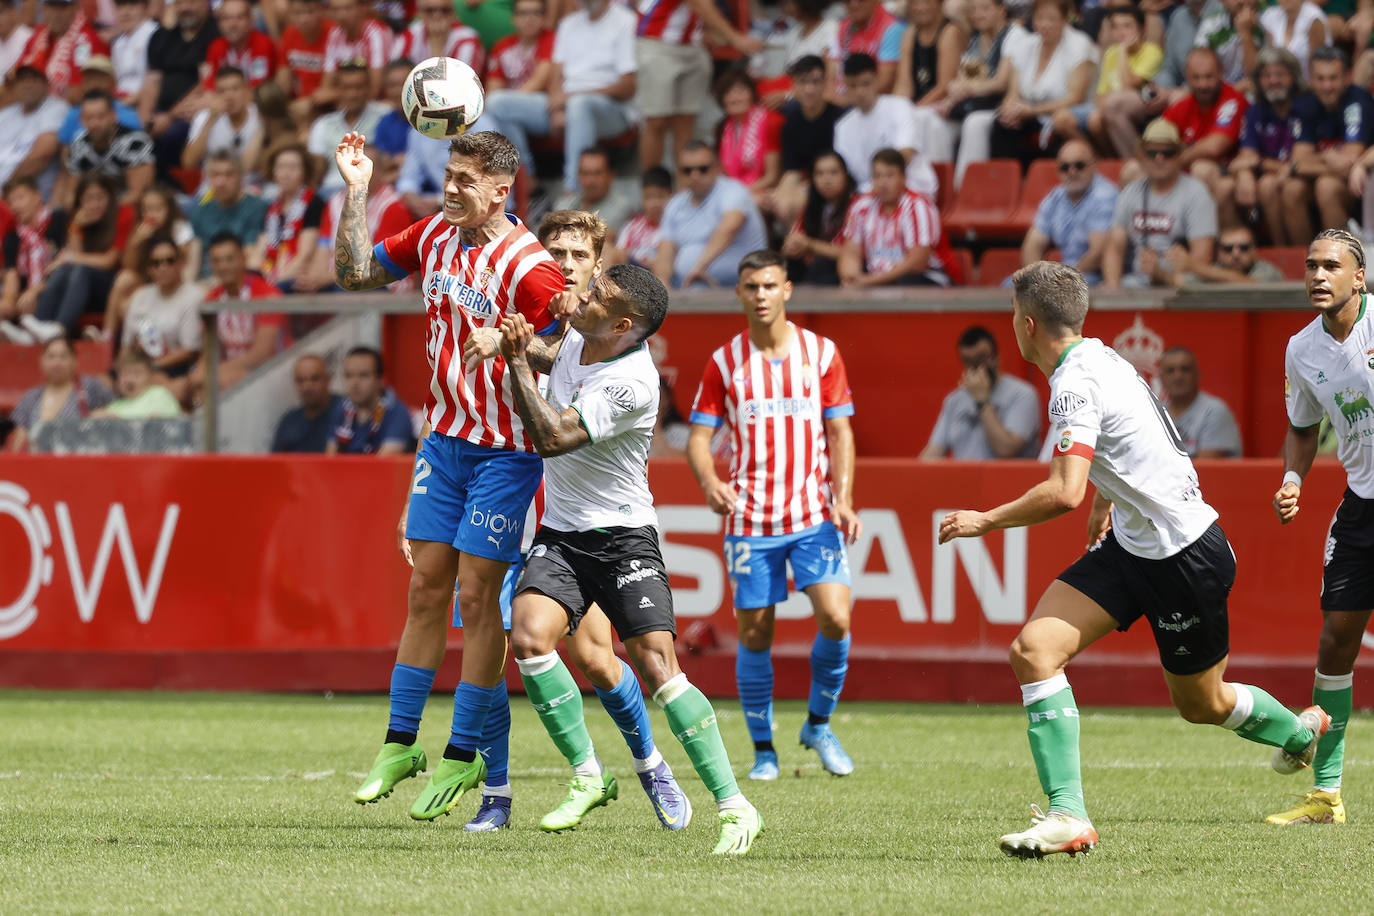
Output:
[{"xmin": 0, "ymin": 0, "xmax": 1364, "ymax": 450}]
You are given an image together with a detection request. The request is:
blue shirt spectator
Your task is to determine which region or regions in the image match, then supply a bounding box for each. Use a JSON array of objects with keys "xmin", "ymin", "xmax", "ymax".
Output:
[
  {"xmin": 655, "ymin": 142, "xmax": 769, "ymax": 288},
  {"xmin": 1021, "ymin": 143, "xmax": 1118, "ymax": 287},
  {"xmin": 326, "ymin": 347, "xmax": 413, "ymax": 455},
  {"xmin": 273, "ymin": 394, "xmax": 343, "ymax": 452},
  {"xmin": 1291, "ymin": 84, "xmax": 1374, "ymax": 149},
  {"xmin": 372, "ymin": 108, "xmax": 411, "ymax": 158},
  {"xmin": 396, "ymin": 131, "xmax": 453, "ymax": 218}
]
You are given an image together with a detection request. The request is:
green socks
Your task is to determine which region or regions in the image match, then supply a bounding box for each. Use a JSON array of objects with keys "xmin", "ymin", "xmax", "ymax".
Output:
[
  {"xmin": 1220, "ymin": 683, "xmax": 1314, "ymax": 753},
  {"xmin": 1021, "ymin": 675, "xmax": 1087, "ymax": 820},
  {"xmin": 654, "ymin": 674, "xmax": 740, "ymax": 802},
  {"xmin": 518, "ymin": 652, "xmax": 595, "ymax": 767},
  {"xmin": 1313, "ymin": 671, "xmax": 1353, "ymax": 791}
]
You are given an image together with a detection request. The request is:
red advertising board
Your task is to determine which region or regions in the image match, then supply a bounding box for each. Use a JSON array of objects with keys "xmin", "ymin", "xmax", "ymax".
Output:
[{"xmin": 0, "ymin": 456, "xmax": 1361, "ymax": 702}]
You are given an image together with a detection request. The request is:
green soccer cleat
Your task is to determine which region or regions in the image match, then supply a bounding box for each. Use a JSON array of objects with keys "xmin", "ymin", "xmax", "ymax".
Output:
[
  {"xmin": 353, "ymin": 742, "xmax": 427, "ymax": 804},
  {"xmin": 539, "ymin": 772, "xmax": 619, "ymax": 832},
  {"xmin": 409, "ymin": 756, "xmax": 487, "ymax": 821},
  {"xmin": 712, "ymin": 804, "xmax": 764, "ymax": 855}
]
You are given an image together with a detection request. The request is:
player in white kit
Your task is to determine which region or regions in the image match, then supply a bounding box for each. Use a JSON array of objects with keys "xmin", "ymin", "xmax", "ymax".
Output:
[
  {"xmin": 940, "ymin": 260, "xmax": 1328, "ymax": 859},
  {"xmin": 1267, "ymin": 228, "xmax": 1374, "ymax": 826}
]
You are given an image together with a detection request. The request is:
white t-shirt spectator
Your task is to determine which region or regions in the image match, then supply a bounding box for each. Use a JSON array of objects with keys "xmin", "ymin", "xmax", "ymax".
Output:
[
  {"xmin": 833, "ymin": 94, "xmax": 938, "ymax": 196},
  {"xmin": 1004, "ymin": 25, "xmax": 1098, "ymax": 106},
  {"xmin": 112, "ymin": 19, "xmax": 157, "ymax": 101},
  {"xmin": 1169, "ymin": 390, "xmax": 1242, "ymax": 457},
  {"xmin": 122, "ymin": 281, "xmax": 204, "ymax": 361},
  {"xmin": 188, "ymin": 105, "xmax": 263, "ymax": 165},
  {"xmin": 308, "ymin": 101, "xmax": 390, "ymax": 195},
  {"xmin": 0, "ymin": 96, "xmax": 68, "ymax": 192},
  {"xmin": 552, "ymin": 4, "xmax": 638, "ymax": 95}
]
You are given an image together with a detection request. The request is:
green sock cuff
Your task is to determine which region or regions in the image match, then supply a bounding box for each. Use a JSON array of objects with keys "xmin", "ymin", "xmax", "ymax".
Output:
[
  {"xmin": 1313, "ymin": 682, "xmax": 1353, "ymax": 788},
  {"xmin": 1230, "ymin": 683, "xmax": 1311, "ymax": 752},
  {"xmin": 1024, "ymin": 685, "xmax": 1086, "ymax": 820},
  {"xmin": 664, "ymin": 684, "xmax": 740, "ymax": 802},
  {"xmin": 522, "ymin": 659, "xmax": 594, "ymax": 767}
]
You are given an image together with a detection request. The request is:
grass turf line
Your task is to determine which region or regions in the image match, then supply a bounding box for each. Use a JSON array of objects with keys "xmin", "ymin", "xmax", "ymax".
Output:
[{"xmin": 3, "ymin": 690, "xmax": 1373, "ymax": 914}]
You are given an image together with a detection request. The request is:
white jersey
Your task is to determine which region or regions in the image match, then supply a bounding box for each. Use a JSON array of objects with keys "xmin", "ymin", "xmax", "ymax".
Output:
[
  {"xmin": 540, "ymin": 328, "xmax": 659, "ymax": 532},
  {"xmin": 1284, "ymin": 293, "xmax": 1374, "ymax": 499},
  {"xmin": 1048, "ymin": 337, "xmax": 1218, "ymax": 559}
]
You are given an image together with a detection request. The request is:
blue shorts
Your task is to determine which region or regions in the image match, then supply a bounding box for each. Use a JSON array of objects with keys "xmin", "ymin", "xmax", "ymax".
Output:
[
  {"xmin": 453, "ymin": 554, "xmax": 522, "ymax": 630},
  {"xmin": 405, "ymin": 432, "xmax": 543, "ymax": 564},
  {"xmin": 723, "ymin": 521, "xmax": 851, "ymax": 610}
]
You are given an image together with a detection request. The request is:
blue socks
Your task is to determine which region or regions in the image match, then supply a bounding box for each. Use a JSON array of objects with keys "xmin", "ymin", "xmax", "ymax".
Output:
[
  {"xmin": 387, "ymin": 663, "xmax": 437, "ymax": 741},
  {"xmin": 808, "ymin": 633, "xmax": 850, "ymax": 724},
  {"xmin": 594, "ymin": 659, "xmax": 655, "ymax": 760},
  {"xmin": 477, "ymin": 681, "xmax": 510, "ymax": 786},
  {"xmin": 736, "ymin": 645, "xmax": 775, "ymax": 746},
  {"xmin": 444, "ymin": 680, "xmax": 495, "ymax": 760}
]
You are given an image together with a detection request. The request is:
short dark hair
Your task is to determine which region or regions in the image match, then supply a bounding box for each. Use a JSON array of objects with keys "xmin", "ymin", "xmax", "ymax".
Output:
[
  {"xmin": 712, "ymin": 66, "xmax": 757, "ymax": 106},
  {"xmin": 957, "ymin": 325, "xmax": 997, "ymax": 352},
  {"xmin": 1310, "ymin": 44, "xmax": 1350, "ymax": 71},
  {"xmin": 345, "ymin": 345, "xmax": 385, "ymax": 377},
  {"xmin": 1104, "ymin": 2, "xmax": 1144, "ymax": 27},
  {"xmin": 843, "ymin": 52, "xmax": 877, "ymax": 77},
  {"xmin": 215, "ymin": 65, "xmax": 246, "ymax": 83},
  {"xmin": 3, "ymin": 175, "xmax": 37, "ymax": 196},
  {"xmin": 737, "ymin": 249, "xmax": 785, "ymax": 277},
  {"xmin": 871, "ymin": 147, "xmax": 907, "ymax": 172},
  {"xmin": 208, "ymin": 230, "xmax": 244, "ymax": 251},
  {"xmin": 787, "ymin": 54, "xmax": 825, "ymax": 79},
  {"xmin": 605, "ymin": 264, "xmax": 669, "ymax": 342},
  {"xmin": 387, "ymin": 57, "xmax": 415, "ymax": 75},
  {"xmin": 449, "ymin": 130, "xmax": 521, "ymax": 178},
  {"xmin": 337, "ymin": 59, "xmax": 370, "ymax": 77},
  {"xmin": 578, "ymin": 146, "xmax": 612, "ymax": 170},
  {"xmin": 80, "ymin": 88, "xmax": 114, "ymax": 109},
  {"xmin": 680, "ymin": 138, "xmax": 715, "ymax": 160},
  {"xmin": 642, "ymin": 165, "xmax": 673, "ymax": 191}
]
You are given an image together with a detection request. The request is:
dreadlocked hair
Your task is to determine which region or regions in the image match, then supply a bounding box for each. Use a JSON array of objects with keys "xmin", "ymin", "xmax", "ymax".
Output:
[{"xmin": 1313, "ymin": 228, "xmax": 1366, "ymax": 271}]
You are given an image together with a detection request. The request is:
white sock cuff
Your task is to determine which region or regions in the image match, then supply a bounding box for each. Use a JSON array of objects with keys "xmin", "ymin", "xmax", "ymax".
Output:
[
  {"xmin": 515, "ymin": 651, "xmax": 560, "ymax": 677},
  {"xmin": 481, "ymin": 782, "xmax": 512, "ymax": 798},
  {"xmin": 1020, "ymin": 673, "xmax": 1069, "ymax": 707},
  {"xmin": 1315, "ymin": 670, "xmax": 1354, "ymax": 692},
  {"xmin": 1221, "ymin": 683, "xmax": 1254, "ymax": 731},
  {"xmin": 652, "ymin": 673, "xmax": 690, "ymax": 708},
  {"xmin": 633, "ymin": 747, "xmax": 664, "ymax": 774}
]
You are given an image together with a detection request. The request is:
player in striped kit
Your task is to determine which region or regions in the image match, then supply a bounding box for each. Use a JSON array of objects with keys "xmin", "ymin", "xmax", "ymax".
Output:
[
  {"xmin": 1266, "ymin": 229, "xmax": 1374, "ymax": 826},
  {"xmin": 686, "ymin": 249, "xmax": 862, "ymax": 780},
  {"xmin": 335, "ymin": 130, "xmax": 572, "ymax": 821},
  {"xmin": 940, "ymin": 261, "xmax": 1328, "ymax": 858}
]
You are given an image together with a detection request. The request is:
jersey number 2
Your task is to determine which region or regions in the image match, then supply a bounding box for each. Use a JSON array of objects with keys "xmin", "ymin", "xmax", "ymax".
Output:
[
  {"xmin": 724, "ymin": 541, "xmax": 752, "ymax": 575},
  {"xmin": 412, "ymin": 458, "xmax": 433, "ymax": 494}
]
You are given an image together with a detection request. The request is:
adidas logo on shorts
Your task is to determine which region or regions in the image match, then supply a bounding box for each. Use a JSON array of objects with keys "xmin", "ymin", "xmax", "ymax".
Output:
[{"xmin": 638, "ymin": 596, "xmax": 655, "ymax": 609}]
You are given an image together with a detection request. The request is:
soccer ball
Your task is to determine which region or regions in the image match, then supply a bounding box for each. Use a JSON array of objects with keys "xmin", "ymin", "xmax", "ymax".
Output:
[{"xmin": 401, "ymin": 57, "xmax": 485, "ymax": 141}]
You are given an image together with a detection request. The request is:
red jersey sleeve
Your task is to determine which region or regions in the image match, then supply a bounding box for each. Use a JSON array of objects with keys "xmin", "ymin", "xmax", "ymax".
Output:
[
  {"xmin": 764, "ymin": 110, "xmax": 783, "ymax": 153},
  {"xmin": 536, "ymin": 30, "xmax": 555, "ymax": 61},
  {"xmin": 203, "ymin": 38, "xmax": 227, "ymax": 88},
  {"xmin": 690, "ymin": 354, "xmax": 728, "ymax": 427},
  {"xmin": 1212, "ymin": 87, "xmax": 1247, "ymax": 143},
  {"xmin": 1162, "ymin": 96, "xmax": 1190, "ymax": 132},
  {"xmin": 375, "ymin": 216, "xmax": 438, "ymax": 278},
  {"xmin": 374, "ymin": 200, "xmax": 414, "ymax": 243},
  {"xmin": 839, "ymin": 196, "xmax": 864, "ymax": 245},
  {"xmin": 512, "ymin": 259, "xmax": 565, "ymax": 333},
  {"xmin": 819, "ymin": 344, "xmax": 854, "ymax": 418},
  {"xmin": 486, "ymin": 34, "xmax": 515, "ymax": 82}
]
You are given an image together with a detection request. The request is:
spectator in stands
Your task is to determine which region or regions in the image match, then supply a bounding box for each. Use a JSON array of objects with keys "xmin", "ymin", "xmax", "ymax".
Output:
[
  {"xmin": 1193, "ymin": 0, "xmax": 1264, "ymax": 93},
  {"xmin": 1283, "ymin": 46, "xmax": 1373, "ymax": 245},
  {"xmin": 57, "ymin": 57, "xmax": 142, "ymax": 151},
  {"xmin": 278, "ymin": 0, "xmax": 338, "ymax": 120},
  {"xmin": 1215, "ymin": 47, "xmax": 1301, "ymax": 241},
  {"xmin": 193, "ymin": 231, "xmax": 287, "ymax": 393},
  {"xmin": 140, "ymin": 0, "xmax": 218, "ymax": 182},
  {"xmin": 326, "ymin": 346, "xmax": 412, "ymax": 455},
  {"xmin": 393, "ymin": 0, "xmax": 484, "ymax": 73},
  {"xmin": 272, "ymin": 353, "xmax": 340, "ymax": 452},
  {"xmin": 919, "ymin": 324, "xmax": 1041, "ymax": 460},
  {"xmin": 834, "ymin": 53, "xmax": 937, "ymax": 197},
  {"xmin": 1020, "ymin": 139, "xmax": 1118, "ymax": 286},
  {"xmin": 60, "ymin": 89, "xmax": 156, "ymax": 208},
  {"xmin": 782, "ymin": 150, "xmax": 855, "ymax": 285},
  {"xmin": 1159, "ymin": 345, "xmax": 1243, "ymax": 457},
  {"xmin": 396, "ymin": 129, "xmax": 452, "ymax": 220},
  {"xmin": 1104, "ymin": 118, "xmax": 1219, "ymax": 289},
  {"xmin": 941, "ymin": 0, "xmax": 1025, "ymax": 185},
  {"xmin": 308, "ymin": 142, "xmax": 413, "ymax": 289},
  {"xmin": 103, "ymin": 184, "xmax": 200, "ymax": 341},
  {"xmin": 0, "ymin": 64, "xmax": 67, "ymax": 197},
  {"xmin": 370, "ymin": 59, "xmax": 417, "ymax": 161},
  {"xmin": 829, "ymin": 0, "xmax": 905, "ymax": 100},
  {"xmin": 0, "ymin": 0, "xmax": 34, "ymax": 80},
  {"xmin": 1259, "ymin": 0, "xmax": 1330, "ymax": 80},
  {"xmin": 1182, "ymin": 223, "xmax": 1284, "ymax": 282},
  {"xmin": 713, "ymin": 69, "xmax": 784, "ymax": 210},
  {"xmin": 322, "ymin": 0, "xmax": 389, "ymax": 99},
  {"xmin": 755, "ymin": 0, "xmax": 837, "ymax": 103},
  {"xmin": 309, "ymin": 61, "xmax": 389, "ymax": 199},
  {"xmin": 254, "ymin": 80, "xmax": 298, "ymax": 152},
  {"xmin": 988, "ymin": 0, "xmax": 1098, "ymax": 169},
  {"xmin": 1155, "ymin": 0, "xmax": 1212, "ymax": 93},
  {"xmin": 556, "ymin": 146, "xmax": 637, "ymax": 236},
  {"xmin": 1146, "ymin": 47, "xmax": 1248, "ymax": 202},
  {"xmin": 16, "ymin": 0, "xmax": 107, "ymax": 103},
  {"xmin": 6, "ymin": 337, "xmax": 113, "ymax": 452},
  {"xmin": 486, "ymin": 0, "xmax": 554, "ymax": 95},
  {"xmin": 895, "ymin": 0, "xmax": 965, "ymax": 165},
  {"xmin": 619, "ymin": 165, "xmax": 671, "ymax": 268},
  {"xmin": 653, "ymin": 139, "xmax": 769, "ymax": 288},
  {"xmin": 93, "ymin": 346, "xmax": 183, "ymax": 419},
  {"xmin": 478, "ymin": 0, "xmax": 637, "ymax": 195},
  {"xmin": 839, "ymin": 147, "xmax": 956, "ymax": 287},
  {"xmin": 204, "ymin": 0, "xmax": 277, "ymax": 89},
  {"xmin": 182, "ymin": 67, "xmax": 264, "ymax": 182},
  {"xmin": 110, "ymin": 0, "xmax": 157, "ymax": 104},
  {"xmin": 253, "ymin": 142, "xmax": 325, "ymax": 292},
  {"xmin": 190, "ymin": 149, "xmax": 268, "ymax": 272},
  {"xmin": 0, "ymin": 177, "xmax": 64, "ymax": 346},
  {"xmin": 1077, "ymin": 4, "xmax": 1165, "ymax": 160},
  {"xmin": 119, "ymin": 236, "xmax": 203, "ymax": 403},
  {"xmin": 773, "ymin": 54, "xmax": 844, "ymax": 229}
]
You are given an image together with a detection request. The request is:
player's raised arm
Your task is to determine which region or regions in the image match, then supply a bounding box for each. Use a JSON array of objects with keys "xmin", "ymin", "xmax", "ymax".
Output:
[
  {"xmin": 333, "ymin": 132, "xmax": 399, "ymax": 291},
  {"xmin": 501, "ymin": 314, "xmax": 591, "ymax": 457},
  {"xmin": 1274, "ymin": 422, "xmax": 1321, "ymax": 523}
]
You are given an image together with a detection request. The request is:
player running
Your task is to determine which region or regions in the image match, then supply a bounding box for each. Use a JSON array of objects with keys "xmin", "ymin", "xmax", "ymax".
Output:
[
  {"xmin": 482, "ymin": 264, "xmax": 764, "ymax": 854},
  {"xmin": 940, "ymin": 260, "xmax": 1328, "ymax": 859},
  {"xmin": 335, "ymin": 130, "xmax": 569, "ymax": 821},
  {"xmin": 1266, "ymin": 228, "xmax": 1374, "ymax": 826},
  {"xmin": 685, "ymin": 250, "xmax": 861, "ymax": 780}
]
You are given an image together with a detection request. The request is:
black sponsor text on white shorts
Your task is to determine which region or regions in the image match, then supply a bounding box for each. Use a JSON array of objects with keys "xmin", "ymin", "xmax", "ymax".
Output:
[{"xmin": 1322, "ymin": 488, "xmax": 1374, "ymax": 611}]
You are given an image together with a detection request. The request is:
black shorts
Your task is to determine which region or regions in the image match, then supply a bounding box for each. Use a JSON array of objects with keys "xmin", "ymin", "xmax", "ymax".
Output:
[
  {"xmin": 1057, "ymin": 522, "xmax": 1235, "ymax": 675},
  {"xmin": 1321, "ymin": 489, "xmax": 1374, "ymax": 611},
  {"xmin": 515, "ymin": 525, "xmax": 676, "ymax": 640}
]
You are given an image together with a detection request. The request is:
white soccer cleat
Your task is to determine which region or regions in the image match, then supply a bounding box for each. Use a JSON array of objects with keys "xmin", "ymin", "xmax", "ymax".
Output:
[
  {"xmin": 1272, "ymin": 706, "xmax": 1332, "ymax": 775},
  {"xmin": 998, "ymin": 805, "xmax": 1099, "ymax": 859}
]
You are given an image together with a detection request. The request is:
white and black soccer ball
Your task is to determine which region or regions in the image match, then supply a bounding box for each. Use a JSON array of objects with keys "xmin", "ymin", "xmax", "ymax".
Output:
[{"xmin": 401, "ymin": 56, "xmax": 485, "ymax": 141}]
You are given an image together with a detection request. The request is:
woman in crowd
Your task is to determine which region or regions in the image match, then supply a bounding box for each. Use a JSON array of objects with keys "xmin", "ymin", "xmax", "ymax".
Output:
[
  {"xmin": 121, "ymin": 236, "xmax": 204, "ymax": 406},
  {"xmin": 714, "ymin": 69, "xmax": 784, "ymax": 210},
  {"xmin": 102, "ymin": 184, "xmax": 199, "ymax": 342},
  {"xmin": 780, "ymin": 151, "xmax": 856, "ymax": 286},
  {"xmin": 251, "ymin": 142, "xmax": 325, "ymax": 292},
  {"xmin": 1260, "ymin": 0, "xmax": 1330, "ymax": 79},
  {"xmin": 945, "ymin": 0, "xmax": 1025, "ymax": 185},
  {"xmin": 896, "ymin": 0, "xmax": 967, "ymax": 164},
  {"xmin": 6, "ymin": 336, "xmax": 114, "ymax": 452}
]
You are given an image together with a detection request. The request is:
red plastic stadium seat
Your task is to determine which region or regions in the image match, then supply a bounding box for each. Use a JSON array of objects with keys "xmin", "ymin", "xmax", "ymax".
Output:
[
  {"xmin": 931, "ymin": 161, "xmax": 955, "ymax": 215},
  {"xmin": 978, "ymin": 248, "xmax": 1024, "ymax": 286},
  {"xmin": 1097, "ymin": 159, "xmax": 1124, "ymax": 186},
  {"xmin": 1004, "ymin": 158, "xmax": 1059, "ymax": 235},
  {"xmin": 954, "ymin": 247, "xmax": 976, "ymax": 285},
  {"xmin": 1259, "ymin": 246, "xmax": 1307, "ymax": 280},
  {"xmin": 943, "ymin": 159, "xmax": 1022, "ymax": 241}
]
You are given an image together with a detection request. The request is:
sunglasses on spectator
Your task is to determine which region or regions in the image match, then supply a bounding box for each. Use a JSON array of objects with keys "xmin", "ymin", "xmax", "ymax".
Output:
[
  {"xmin": 1057, "ymin": 160, "xmax": 1089, "ymax": 173},
  {"xmin": 1219, "ymin": 243, "xmax": 1253, "ymax": 253},
  {"xmin": 679, "ymin": 164, "xmax": 711, "ymax": 175},
  {"xmin": 149, "ymin": 256, "xmax": 178, "ymax": 266},
  {"xmin": 1143, "ymin": 147, "xmax": 1180, "ymax": 160}
]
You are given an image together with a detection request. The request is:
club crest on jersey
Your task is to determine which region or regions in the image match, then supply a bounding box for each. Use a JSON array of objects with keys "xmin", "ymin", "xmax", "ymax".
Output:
[
  {"xmin": 1367, "ymin": 349, "xmax": 1374, "ymax": 370},
  {"xmin": 1049, "ymin": 392, "xmax": 1086, "ymax": 418},
  {"xmin": 1055, "ymin": 427, "xmax": 1075, "ymax": 454},
  {"xmin": 1334, "ymin": 388, "xmax": 1374, "ymax": 427},
  {"xmin": 425, "ymin": 271, "xmax": 495, "ymax": 322}
]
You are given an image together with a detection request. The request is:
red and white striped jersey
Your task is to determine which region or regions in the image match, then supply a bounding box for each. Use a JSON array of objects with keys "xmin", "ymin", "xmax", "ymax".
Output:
[
  {"xmin": 691, "ymin": 324, "xmax": 854, "ymax": 536},
  {"xmin": 841, "ymin": 188, "xmax": 948, "ymax": 278},
  {"xmin": 323, "ymin": 19, "xmax": 391, "ymax": 72},
  {"xmin": 636, "ymin": 0, "xmax": 702, "ymax": 46},
  {"xmin": 376, "ymin": 214, "xmax": 566, "ymax": 451},
  {"xmin": 392, "ymin": 22, "xmax": 486, "ymax": 73},
  {"xmin": 618, "ymin": 214, "xmax": 661, "ymax": 265}
]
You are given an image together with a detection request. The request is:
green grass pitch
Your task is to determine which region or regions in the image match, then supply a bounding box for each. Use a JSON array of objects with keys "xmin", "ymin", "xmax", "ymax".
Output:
[{"xmin": 5, "ymin": 690, "xmax": 1374, "ymax": 914}]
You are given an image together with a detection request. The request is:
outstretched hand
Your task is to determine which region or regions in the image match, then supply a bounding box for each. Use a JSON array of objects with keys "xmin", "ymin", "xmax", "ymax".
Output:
[
  {"xmin": 335, "ymin": 131, "xmax": 373, "ymax": 189},
  {"xmin": 938, "ymin": 509, "xmax": 991, "ymax": 544},
  {"xmin": 500, "ymin": 313, "xmax": 534, "ymax": 361},
  {"xmin": 462, "ymin": 327, "xmax": 502, "ymax": 372}
]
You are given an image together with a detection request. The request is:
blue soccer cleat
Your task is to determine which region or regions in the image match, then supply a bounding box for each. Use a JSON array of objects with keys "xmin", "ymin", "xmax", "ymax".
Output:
[
  {"xmin": 747, "ymin": 750, "xmax": 779, "ymax": 781},
  {"xmin": 464, "ymin": 795, "xmax": 512, "ymax": 832},
  {"xmin": 637, "ymin": 760, "xmax": 692, "ymax": 829},
  {"xmin": 799, "ymin": 722, "xmax": 854, "ymax": 776}
]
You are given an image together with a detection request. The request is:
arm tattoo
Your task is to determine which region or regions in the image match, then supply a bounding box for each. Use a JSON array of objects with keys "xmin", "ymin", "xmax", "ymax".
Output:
[
  {"xmin": 525, "ymin": 328, "xmax": 566, "ymax": 374},
  {"xmin": 507, "ymin": 356, "xmax": 567, "ymax": 455},
  {"xmin": 334, "ymin": 185, "xmax": 396, "ymax": 291}
]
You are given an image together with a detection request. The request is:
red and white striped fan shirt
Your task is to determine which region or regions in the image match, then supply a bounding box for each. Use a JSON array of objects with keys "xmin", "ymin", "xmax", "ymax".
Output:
[
  {"xmin": 636, "ymin": 0, "xmax": 702, "ymax": 46},
  {"xmin": 376, "ymin": 214, "xmax": 566, "ymax": 451},
  {"xmin": 691, "ymin": 324, "xmax": 854, "ymax": 537},
  {"xmin": 323, "ymin": 18, "xmax": 391, "ymax": 72},
  {"xmin": 841, "ymin": 188, "xmax": 949, "ymax": 280},
  {"xmin": 392, "ymin": 22, "xmax": 486, "ymax": 73}
]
